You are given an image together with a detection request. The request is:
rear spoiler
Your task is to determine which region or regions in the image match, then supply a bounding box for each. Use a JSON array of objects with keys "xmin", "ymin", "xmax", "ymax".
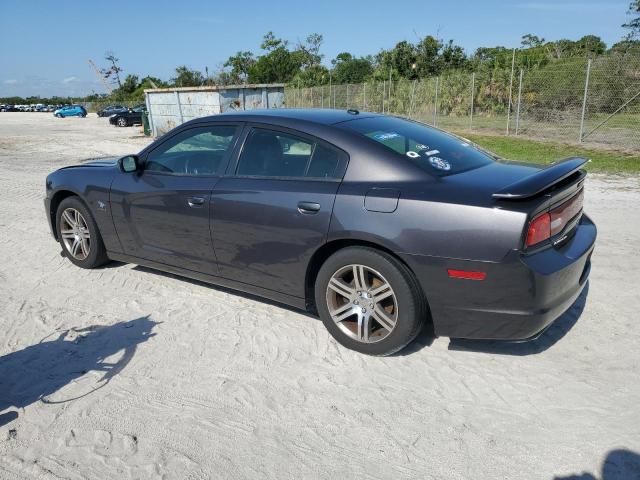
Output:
[{"xmin": 492, "ymin": 157, "xmax": 588, "ymax": 200}]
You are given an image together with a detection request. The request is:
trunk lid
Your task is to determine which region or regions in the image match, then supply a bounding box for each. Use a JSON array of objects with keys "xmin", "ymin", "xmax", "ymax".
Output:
[{"xmin": 444, "ymin": 157, "xmax": 587, "ymax": 250}]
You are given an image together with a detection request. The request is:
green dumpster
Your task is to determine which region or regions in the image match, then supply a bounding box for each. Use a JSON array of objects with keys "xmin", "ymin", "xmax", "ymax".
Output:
[{"xmin": 142, "ymin": 110, "xmax": 151, "ymax": 136}]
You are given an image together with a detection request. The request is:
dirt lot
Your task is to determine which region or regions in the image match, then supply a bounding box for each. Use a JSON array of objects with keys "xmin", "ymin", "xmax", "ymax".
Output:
[{"xmin": 0, "ymin": 113, "xmax": 639, "ymax": 479}]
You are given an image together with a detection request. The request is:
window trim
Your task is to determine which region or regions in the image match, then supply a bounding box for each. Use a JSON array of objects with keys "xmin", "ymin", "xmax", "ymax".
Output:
[
  {"xmin": 140, "ymin": 123, "xmax": 242, "ymax": 178},
  {"xmin": 227, "ymin": 124, "xmax": 348, "ymax": 182}
]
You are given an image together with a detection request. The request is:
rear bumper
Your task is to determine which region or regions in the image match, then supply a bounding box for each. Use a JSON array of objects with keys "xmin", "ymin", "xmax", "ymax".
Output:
[{"xmin": 402, "ymin": 214, "xmax": 596, "ymax": 340}]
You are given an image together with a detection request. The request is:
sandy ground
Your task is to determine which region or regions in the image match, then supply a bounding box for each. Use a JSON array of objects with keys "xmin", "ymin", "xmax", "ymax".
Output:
[{"xmin": 0, "ymin": 112, "xmax": 639, "ymax": 480}]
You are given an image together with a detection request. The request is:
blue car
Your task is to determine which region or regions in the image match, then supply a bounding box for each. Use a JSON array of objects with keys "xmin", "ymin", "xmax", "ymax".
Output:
[{"xmin": 53, "ymin": 105, "xmax": 87, "ymax": 118}]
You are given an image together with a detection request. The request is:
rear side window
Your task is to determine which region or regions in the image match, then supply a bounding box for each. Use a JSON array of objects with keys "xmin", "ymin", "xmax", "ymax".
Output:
[
  {"xmin": 237, "ymin": 128, "xmax": 346, "ymax": 179},
  {"xmin": 339, "ymin": 116, "xmax": 494, "ymax": 176}
]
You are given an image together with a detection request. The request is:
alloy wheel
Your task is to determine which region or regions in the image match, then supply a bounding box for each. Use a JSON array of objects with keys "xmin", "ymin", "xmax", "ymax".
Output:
[
  {"xmin": 60, "ymin": 207, "xmax": 91, "ymax": 260},
  {"xmin": 326, "ymin": 264, "xmax": 398, "ymax": 343}
]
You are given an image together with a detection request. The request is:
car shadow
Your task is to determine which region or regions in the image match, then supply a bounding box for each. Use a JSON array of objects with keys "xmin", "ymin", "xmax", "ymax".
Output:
[
  {"xmin": 0, "ymin": 316, "xmax": 157, "ymax": 428},
  {"xmin": 554, "ymin": 448, "xmax": 640, "ymax": 480},
  {"xmin": 447, "ymin": 282, "xmax": 589, "ymax": 356}
]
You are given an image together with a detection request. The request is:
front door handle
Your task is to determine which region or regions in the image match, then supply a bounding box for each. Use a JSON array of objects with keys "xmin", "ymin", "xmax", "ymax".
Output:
[
  {"xmin": 187, "ymin": 196, "xmax": 205, "ymax": 208},
  {"xmin": 297, "ymin": 201, "xmax": 321, "ymax": 214}
]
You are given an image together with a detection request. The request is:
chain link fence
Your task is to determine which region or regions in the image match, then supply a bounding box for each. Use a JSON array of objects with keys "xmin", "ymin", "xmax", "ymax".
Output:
[{"xmin": 285, "ymin": 54, "xmax": 640, "ymax": 151}]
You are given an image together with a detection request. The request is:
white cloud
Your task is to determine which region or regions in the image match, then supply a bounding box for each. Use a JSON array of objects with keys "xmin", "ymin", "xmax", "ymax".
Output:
[
  {"xmin": 62, "ymin": 76, "xmax": 78, "ymax": 84},
  {"xmin": 4, "ymin": 79, "xmax": 18, "ymax": 85}
]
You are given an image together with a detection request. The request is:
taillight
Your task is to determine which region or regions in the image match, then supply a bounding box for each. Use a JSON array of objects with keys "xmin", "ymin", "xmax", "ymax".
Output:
[
  {"xmin": 550, "ymin": 189, "xmax": 584, "ymax": 236},
  {"xmin": 526, "ymin": 212, "xmax": 551, "ymax": 247},
  {"xmin": 525, "ymin": 189, "xmax": 584, "ymax": 248}
]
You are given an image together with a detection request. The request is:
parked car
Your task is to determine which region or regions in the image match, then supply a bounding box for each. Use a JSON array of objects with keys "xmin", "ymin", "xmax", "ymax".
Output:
[
  {"xmin": 53, "ymin": 105, "xmax": 87, "ymax": 118},
  {"xmin": 43, "ymin": 109, "xmax": 596, "ymax": 355},
  {"xmin": 109, "ymin": 104, "xmax": 146, "ymax": 127},
  {"xmin": 97, "ymin": 105, "xmax": 128, "ymax": 117}
]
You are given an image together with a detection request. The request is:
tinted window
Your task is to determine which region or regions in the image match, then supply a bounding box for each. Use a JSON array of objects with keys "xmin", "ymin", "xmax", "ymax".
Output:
[
  {"xmin": 237, "ymin": 128, "xmax": 346, "ymax": 179},
  {"xmin": 340, "ymin": 116, "xmax": 494, "ymax": 176},
  {"xmin": 146, "ymin": 126, "xmax": 237, "ymax": 175},
  {"xmin": 237, "ymin": 129, "xmax": 312, "ymax": 177},
  {"xmin": 307, "ymin": 144, "xmax": 344, "ymax": 178}
]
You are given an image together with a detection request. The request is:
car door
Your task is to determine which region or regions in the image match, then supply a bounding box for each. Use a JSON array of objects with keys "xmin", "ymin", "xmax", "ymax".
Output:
[
  {"xmin": 211, "ymin": 125, "xmax": 348, "ymax": 298},
  {"xmin": 110, "ymin": 124, "xmax": 241, "ymax": 274}
]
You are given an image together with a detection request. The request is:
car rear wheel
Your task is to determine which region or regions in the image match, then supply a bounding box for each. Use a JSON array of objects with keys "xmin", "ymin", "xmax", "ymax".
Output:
[
  {"xmin": 117, "ymin": 117, "xmax": 128, "ymax": 127},
  {"xmin": 56, "ymin": 197, "xmax": 108, "ymax": 269},
  {"xmin": 315, "ymin": 247, "xmax": 426, "ymax": 356}
]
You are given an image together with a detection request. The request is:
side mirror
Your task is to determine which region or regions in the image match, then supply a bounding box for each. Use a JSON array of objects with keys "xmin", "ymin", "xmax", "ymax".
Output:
[{"xmin": 119, "ymin": 155, "xmax": 140, "ymax": 173}]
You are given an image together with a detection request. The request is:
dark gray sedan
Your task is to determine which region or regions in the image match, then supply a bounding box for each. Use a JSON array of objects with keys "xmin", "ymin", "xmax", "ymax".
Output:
[{"xmin": 44, "ymin": 109, "xmax": 596, "ymax": 355}]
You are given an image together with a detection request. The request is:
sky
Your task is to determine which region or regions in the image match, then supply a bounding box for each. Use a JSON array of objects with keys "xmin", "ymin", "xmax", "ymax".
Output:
[{"xmin": 0, "ymin": 0, "xmax": 633, "ymax": 98}]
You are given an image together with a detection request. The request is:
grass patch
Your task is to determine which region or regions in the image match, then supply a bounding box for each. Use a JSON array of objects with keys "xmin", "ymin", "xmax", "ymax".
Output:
[{"xmin": 458, "ymin": 133, "xmax": 640, "ymax": 174}]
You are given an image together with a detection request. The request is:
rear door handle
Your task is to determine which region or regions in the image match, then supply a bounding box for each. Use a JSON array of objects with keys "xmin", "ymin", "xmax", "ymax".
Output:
[
  {"xmin": 297, "ymin": 201, "xmax": 321, "ymax": 214},
  {"xmin": 187, "ymin": 196, "xmax": 205, "ymax": 208}
]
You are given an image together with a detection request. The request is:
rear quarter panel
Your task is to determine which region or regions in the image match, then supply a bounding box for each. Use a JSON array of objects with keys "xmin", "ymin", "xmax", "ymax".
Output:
[{"xmin": 330, "ymin": 181, "xmax": 526, "ymax": 262}]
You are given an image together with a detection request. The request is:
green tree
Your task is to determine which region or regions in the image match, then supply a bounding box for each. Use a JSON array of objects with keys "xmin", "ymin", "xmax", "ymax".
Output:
[
  {"xmin": 331, "ymin": 52, "xmax": 373, "ymax": 83},
  {"xmin": 440, "ymin": 40, "xmax": 468, "ymax": 70},
  {"xmin": 296, "ymin": 33, "xmax": 324, "ymax": 68},
  {"xmin": 172, "ymin": 66, "xmax": 205, "ymax": 87},
  {"xmin": 261, "ymin": 31, "xmax": 288, "ymax": 51},
  {"xmin": 415, "ymin": 36, "xmax": 442, "ymax": 76},
  {"xmin": 248, "ymin": 32, "xmax": 303, "ymax": 83},
  {"xmin": 120, "ymin": 74, "xmax": 139, "ymax": 95},
  {"xmin": 521, "ymin": 34, "xmax": 545, "ymax": 48},
  {"xmin": 291, "ymin": 64, "xmax": 330, "ymax": 87},
  {"xmin": 224, "ymin": 51, "xmax": 255, "ymax": 83}
]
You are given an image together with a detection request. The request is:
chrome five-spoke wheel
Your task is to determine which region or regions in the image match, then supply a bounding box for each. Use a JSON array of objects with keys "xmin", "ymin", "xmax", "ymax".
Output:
[
  {"xmin": 326, "ymin": 264, "xmax": 398, "ymax": 343},
  {"xmin": 60, "ymin": 207, "xmax": 91, "ymax": 260}
]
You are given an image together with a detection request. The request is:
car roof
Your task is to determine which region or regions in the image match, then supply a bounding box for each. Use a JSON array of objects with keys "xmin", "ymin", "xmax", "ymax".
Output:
[{"xmin": 209, "ymin": 108, "xmax": 383, "ymax": 126}]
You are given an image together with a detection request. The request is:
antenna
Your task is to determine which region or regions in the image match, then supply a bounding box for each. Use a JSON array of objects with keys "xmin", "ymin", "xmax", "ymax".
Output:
[{"xmin": 88, "ymin": 59, "xmax": 113, "ymax": 94}]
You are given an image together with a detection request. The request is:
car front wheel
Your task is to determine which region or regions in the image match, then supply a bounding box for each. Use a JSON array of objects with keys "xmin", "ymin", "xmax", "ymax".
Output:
[
  {"xmin": 56, "ymin": 197, "xmax": 108, "ymax": 269},
  {"xmin": 315, "ymin": 247, "xmax": 426, "ymax": 356},
  {"xmin": 117, "ymin": 117, "xmax": 128, "ymax": 127}
]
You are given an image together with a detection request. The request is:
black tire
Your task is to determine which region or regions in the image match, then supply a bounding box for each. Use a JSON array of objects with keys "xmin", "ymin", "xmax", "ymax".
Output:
[
  {"xmin": 56, "ymin": 196, "xmax": 108, "ymax": 269},
  {"xmin": 314, "ymin": 246, "xmax": 426, "ymax": 356},
  {"xmin": 117, "ymin": 117, "xmax": 128, "ymax": 127}
]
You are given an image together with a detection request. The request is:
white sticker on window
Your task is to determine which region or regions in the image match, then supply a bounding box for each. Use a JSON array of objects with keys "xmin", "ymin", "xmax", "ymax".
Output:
[
  {"xmin": 373, "ymin": 132, "xmax": 400, "ymax": 141},
  {"xmin": 429, "ymin": 156, "xmax": 451, "ymax": 171},
  {"xmin": 406, "ymin": 150, "xmax": 420, "ymax": 158},
  {"xmin": 424, "ymin": 149, "xmax": 440, "ymax": 156},
  {"xmin": 415, "ymin": 143, "xmax": 429, "ymax": 150}
]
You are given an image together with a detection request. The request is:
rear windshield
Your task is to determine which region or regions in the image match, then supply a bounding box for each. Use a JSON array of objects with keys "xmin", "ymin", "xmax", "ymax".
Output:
[{"xmin": 340, "ymin": 116, "xmax": 495, "ymax": 176}]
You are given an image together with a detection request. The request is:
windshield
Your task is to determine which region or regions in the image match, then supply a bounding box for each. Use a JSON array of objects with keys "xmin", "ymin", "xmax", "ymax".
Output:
[{"xmin": 340, "ymin": 116, "xmax": 495, "ymax": 176}]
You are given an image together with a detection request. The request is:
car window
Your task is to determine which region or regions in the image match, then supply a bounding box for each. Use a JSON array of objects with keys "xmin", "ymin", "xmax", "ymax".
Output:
[
  {"xmin": 339, "ymin": 116, "xmax": 494, "ymax": 176},
  {"xmin": 307, "ymin": 144, "xmax": 345, "ymax": 178},
  {"xmin": 236, "ymin": 128, "xmax": 345, "ymax": 179},
  {"xmin": 237, "ymin": 129, "xmax": 312, "ymax": 177},
  {"xmin": 145, "ymin": 125, "xmax": 238, "ymax": 175}
]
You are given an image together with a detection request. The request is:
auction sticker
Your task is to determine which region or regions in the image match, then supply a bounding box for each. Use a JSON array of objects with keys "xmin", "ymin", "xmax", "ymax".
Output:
[{"xmin": 429, "ymin": 156, "xmax": 451, "ymax": 171}]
